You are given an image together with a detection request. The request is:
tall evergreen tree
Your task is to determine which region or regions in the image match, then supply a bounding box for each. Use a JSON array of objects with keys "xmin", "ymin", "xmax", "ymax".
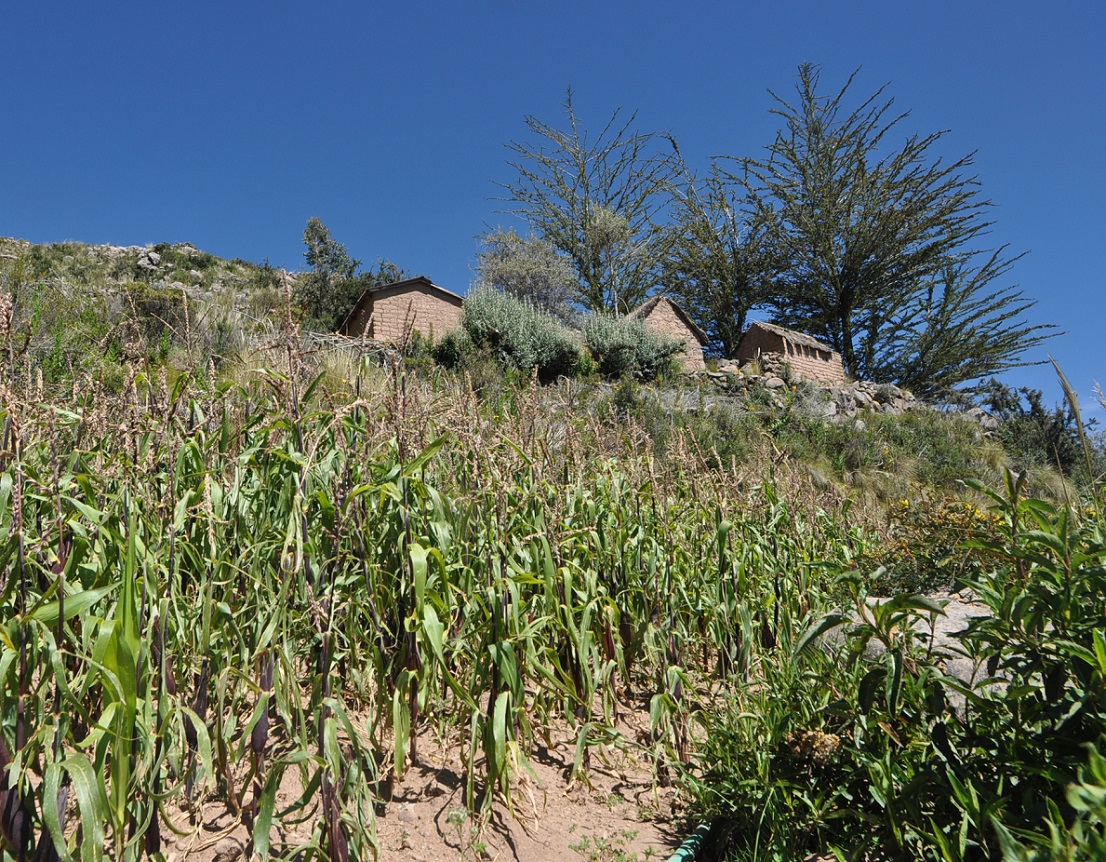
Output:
[
  {"xmin": 666, "ymin": 162, "xmax": 780, "ymax": 357},
  {"xmin": 743, "ymin": 64, "xmax": 1053, "ymax": 389}
]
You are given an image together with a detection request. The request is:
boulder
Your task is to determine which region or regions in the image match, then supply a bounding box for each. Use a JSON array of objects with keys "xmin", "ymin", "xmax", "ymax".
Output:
[
  {"xmin": 832, "ymin": 389, "xmax": 857, "ymax": 417},
  {"xmin": 964, "ymin": 406, "xmax": 1000, "ymax": 432}
]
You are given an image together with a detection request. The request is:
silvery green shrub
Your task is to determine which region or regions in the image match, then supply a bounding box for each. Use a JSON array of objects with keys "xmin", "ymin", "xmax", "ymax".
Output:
[
  {"xmin": 462, "ymin": 286, "xmax": 580, "ymax": 380},
  {"xmin": 583, "ymin": 312, "xmax": 681, "ymax": 380}
]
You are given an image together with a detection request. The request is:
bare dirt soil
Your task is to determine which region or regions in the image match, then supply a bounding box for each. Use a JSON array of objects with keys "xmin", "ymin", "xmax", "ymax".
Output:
[
  {"xmin": 156, "ymin": 722, "xmax": 686, "ymax": 862},
  {"xmin": 372, "ymin": 730, "xmax": 685, "ymax": 862}
]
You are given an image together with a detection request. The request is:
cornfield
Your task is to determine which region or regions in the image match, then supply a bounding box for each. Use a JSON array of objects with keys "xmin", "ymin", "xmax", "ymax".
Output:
[{"xmin": 0, "ymin": 350, "xmax": 870, "ymax": 861}]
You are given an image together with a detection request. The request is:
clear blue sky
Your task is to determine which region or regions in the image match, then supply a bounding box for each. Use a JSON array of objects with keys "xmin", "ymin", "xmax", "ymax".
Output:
[{"xmin": 2, "ymin": 2, "xmax": 1103, "ymax": 408}]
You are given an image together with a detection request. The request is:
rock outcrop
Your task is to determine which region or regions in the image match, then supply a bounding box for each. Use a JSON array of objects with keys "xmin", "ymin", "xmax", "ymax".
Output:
[{"xmin": 703, "ymin": 356, "xmax": 919, "ymax": 418}]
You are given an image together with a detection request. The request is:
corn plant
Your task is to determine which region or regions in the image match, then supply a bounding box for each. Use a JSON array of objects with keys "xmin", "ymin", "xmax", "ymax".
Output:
[{"xmin": 0, "ymin": 327, "xmax": 892, "ymax": 861}]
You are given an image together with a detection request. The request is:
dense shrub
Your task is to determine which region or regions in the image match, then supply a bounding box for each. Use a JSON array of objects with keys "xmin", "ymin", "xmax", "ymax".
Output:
[
  {"xmin": 151, "ymin": 241, "xmax": 218, "ymax": 271},
  {"xmin": 461, "ymin": 286, "xmax": 581, "ymax": 381},
  {"xmin": 431, "ymin": 327, "xmax": 473, "ymax": 370},
  {"xmin": 124, "ymin": 281, "xmax": 188, "ymax": 343},
  {"xmin": 861, "ymin": 497, "xmax": 1005, "ymax": 594},
  {"xmin": 582, "ymin": 312, "xmax": 682, "ymax": 380},
  {"xmin": 692, "ymin": 472, "xmax": 1106, "ymax": 860},
  {"xmin": 978, "ymin": 377, "xmax": 1105, "ymax": 482}
]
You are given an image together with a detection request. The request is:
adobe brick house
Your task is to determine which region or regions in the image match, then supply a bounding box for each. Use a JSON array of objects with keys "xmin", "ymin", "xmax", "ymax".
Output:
[
  {"xmin": 734, "ymin": 321, "xmax": 846, "ymax": 385},
  {"xmin": 338, "ymin": 276, "xmax": 463, "ymax": 343},
  {"xmin": 626, "ymin": 296, "xmax": 708, "ymax": 372}
]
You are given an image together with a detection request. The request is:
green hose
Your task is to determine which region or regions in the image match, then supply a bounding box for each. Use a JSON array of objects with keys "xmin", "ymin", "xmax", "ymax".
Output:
[{"xmin": 665, "ymin": 821, "xmax": 714, "ymax": 862}]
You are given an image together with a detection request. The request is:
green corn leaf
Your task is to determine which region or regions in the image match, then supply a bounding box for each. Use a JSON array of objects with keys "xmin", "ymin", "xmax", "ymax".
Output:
[
  {"xmin": 403, "ymin": 435, "xmax": 448, "ymax": 476},
  {"xmin": 491, "ymin": 690, "xmax": 510, "ymax": 780},
  {"xmin": 884, "ymin": 594, "xmax": 947, "ymax": 616},
  {"xmin": 252, "ymin": 762, "xmax": 284, "ymax": 861},
  {"xmin": 41, "ymin": 763, "xmax": 69, "ymax": 862},
  {"xmin": 887, "ymin": 647, "xmax": 904, "ymax": 717},
  {"xmin": 571, "ymin": 722, "xmax": 591, "ymax": 780},
  {"xmin": 64, "ymin": 752, "xmax": 106, "ymax": 862},
  {"xmin": 301, "ymin": 371, "xmax": 326, "ymax": 405},
  {"xmin": 178, "ymin": 707, "xmax": 214, "ymax": 790},
  {"xmin": 422, "ymin": 605, "xmax": 446, "ymax": 665},
  {"xmin": 410, "ymin": 542, "xmax": 428, "ymax": 607},
  {"xmin": 393, "ymin": 671, "xmax": 412, "ymax": 778},
  {"xmin": 1094, "ymin": 629, "xmax": 1106, "ymax": 676},
  {"xmin": 61, "ymin": 497, "xmax": 109, "ymax": 528},
  {"xmin": 30, "ymin": 583, "xmax": 117, "ymax": 626}
]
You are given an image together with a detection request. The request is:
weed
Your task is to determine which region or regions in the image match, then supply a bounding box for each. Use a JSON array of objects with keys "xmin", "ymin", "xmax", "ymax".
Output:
[{"xmin": 570, "ymin": 829, "xmax": 643, "ymax": 861}]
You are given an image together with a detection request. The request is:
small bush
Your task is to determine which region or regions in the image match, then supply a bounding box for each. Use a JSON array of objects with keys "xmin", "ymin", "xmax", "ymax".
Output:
[
  {"xmin": 582, "ymin": 313, "xmax": 682, "ymax": 381},
  {"xmin": 461, "ymin": 286, "xmax": 580, "ymax": 382},
  {"xmin": 432, "ymin": 328, "xmax": 473, "ymax": 370},
  {"xmin": 861, "ymin": 497, "xmax": 1005, "ymax": 594},
  {"xmin": 124, "ymin": 281, "xmax": 187, "ymax": 343}
]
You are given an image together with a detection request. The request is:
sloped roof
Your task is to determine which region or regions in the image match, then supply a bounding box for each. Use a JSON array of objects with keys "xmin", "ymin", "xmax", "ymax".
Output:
[
  {"xmin": 744, "ymin": 320, "xmax": 835, "ymax": 355},
  {"xmin": 627, "ymin": 296, "xmax": 709, "ymax": 345},
  {"xmin": 338, "ymin": 276, "xmax": 462, "ymax": 333},
  {"xmin": 360, "ymin": 275, "xmax": 463, "ymax": 302}
]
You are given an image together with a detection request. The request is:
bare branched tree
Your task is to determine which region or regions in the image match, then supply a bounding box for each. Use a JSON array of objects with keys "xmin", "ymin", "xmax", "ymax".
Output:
[{"xmin": 498, "ymin": 90, "xmax": 680, "ymax": 314}]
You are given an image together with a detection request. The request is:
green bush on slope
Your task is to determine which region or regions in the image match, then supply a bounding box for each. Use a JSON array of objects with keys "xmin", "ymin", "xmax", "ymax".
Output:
[{"xmin": 455, "ymin": 285, "xmax": 581, "ymax": 381}]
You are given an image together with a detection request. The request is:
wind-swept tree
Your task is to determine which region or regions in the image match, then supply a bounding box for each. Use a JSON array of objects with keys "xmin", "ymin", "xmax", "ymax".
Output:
[
  {"xmin": 498, "ymin": 90, "xmax": 681, "ymax": 314},
  {"xmin": 879, "ymin": 250, "xmax": 1057, "ymax": 397},
  {"xmin": 744, "ymin": 64, "xmax": 1053, "ymax": 387},
  {"xmin": 666, "ymin": 161, "xmax": 781, "ymax": 357}
]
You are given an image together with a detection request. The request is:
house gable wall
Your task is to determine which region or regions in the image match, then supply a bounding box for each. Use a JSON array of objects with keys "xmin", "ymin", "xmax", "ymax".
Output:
[
  {"xmin": 342, "ymin": 283, "xmax": 463, "ymax": 343},
  {"xmin": 641, "ymin": 299, "xmax": 705, "ymax": 372}
]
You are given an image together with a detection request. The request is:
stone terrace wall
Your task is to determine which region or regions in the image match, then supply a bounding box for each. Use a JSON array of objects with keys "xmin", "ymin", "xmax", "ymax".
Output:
[{"xmin": 642, "ymin": 300, "xmax": 705, "ymax": 372}]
